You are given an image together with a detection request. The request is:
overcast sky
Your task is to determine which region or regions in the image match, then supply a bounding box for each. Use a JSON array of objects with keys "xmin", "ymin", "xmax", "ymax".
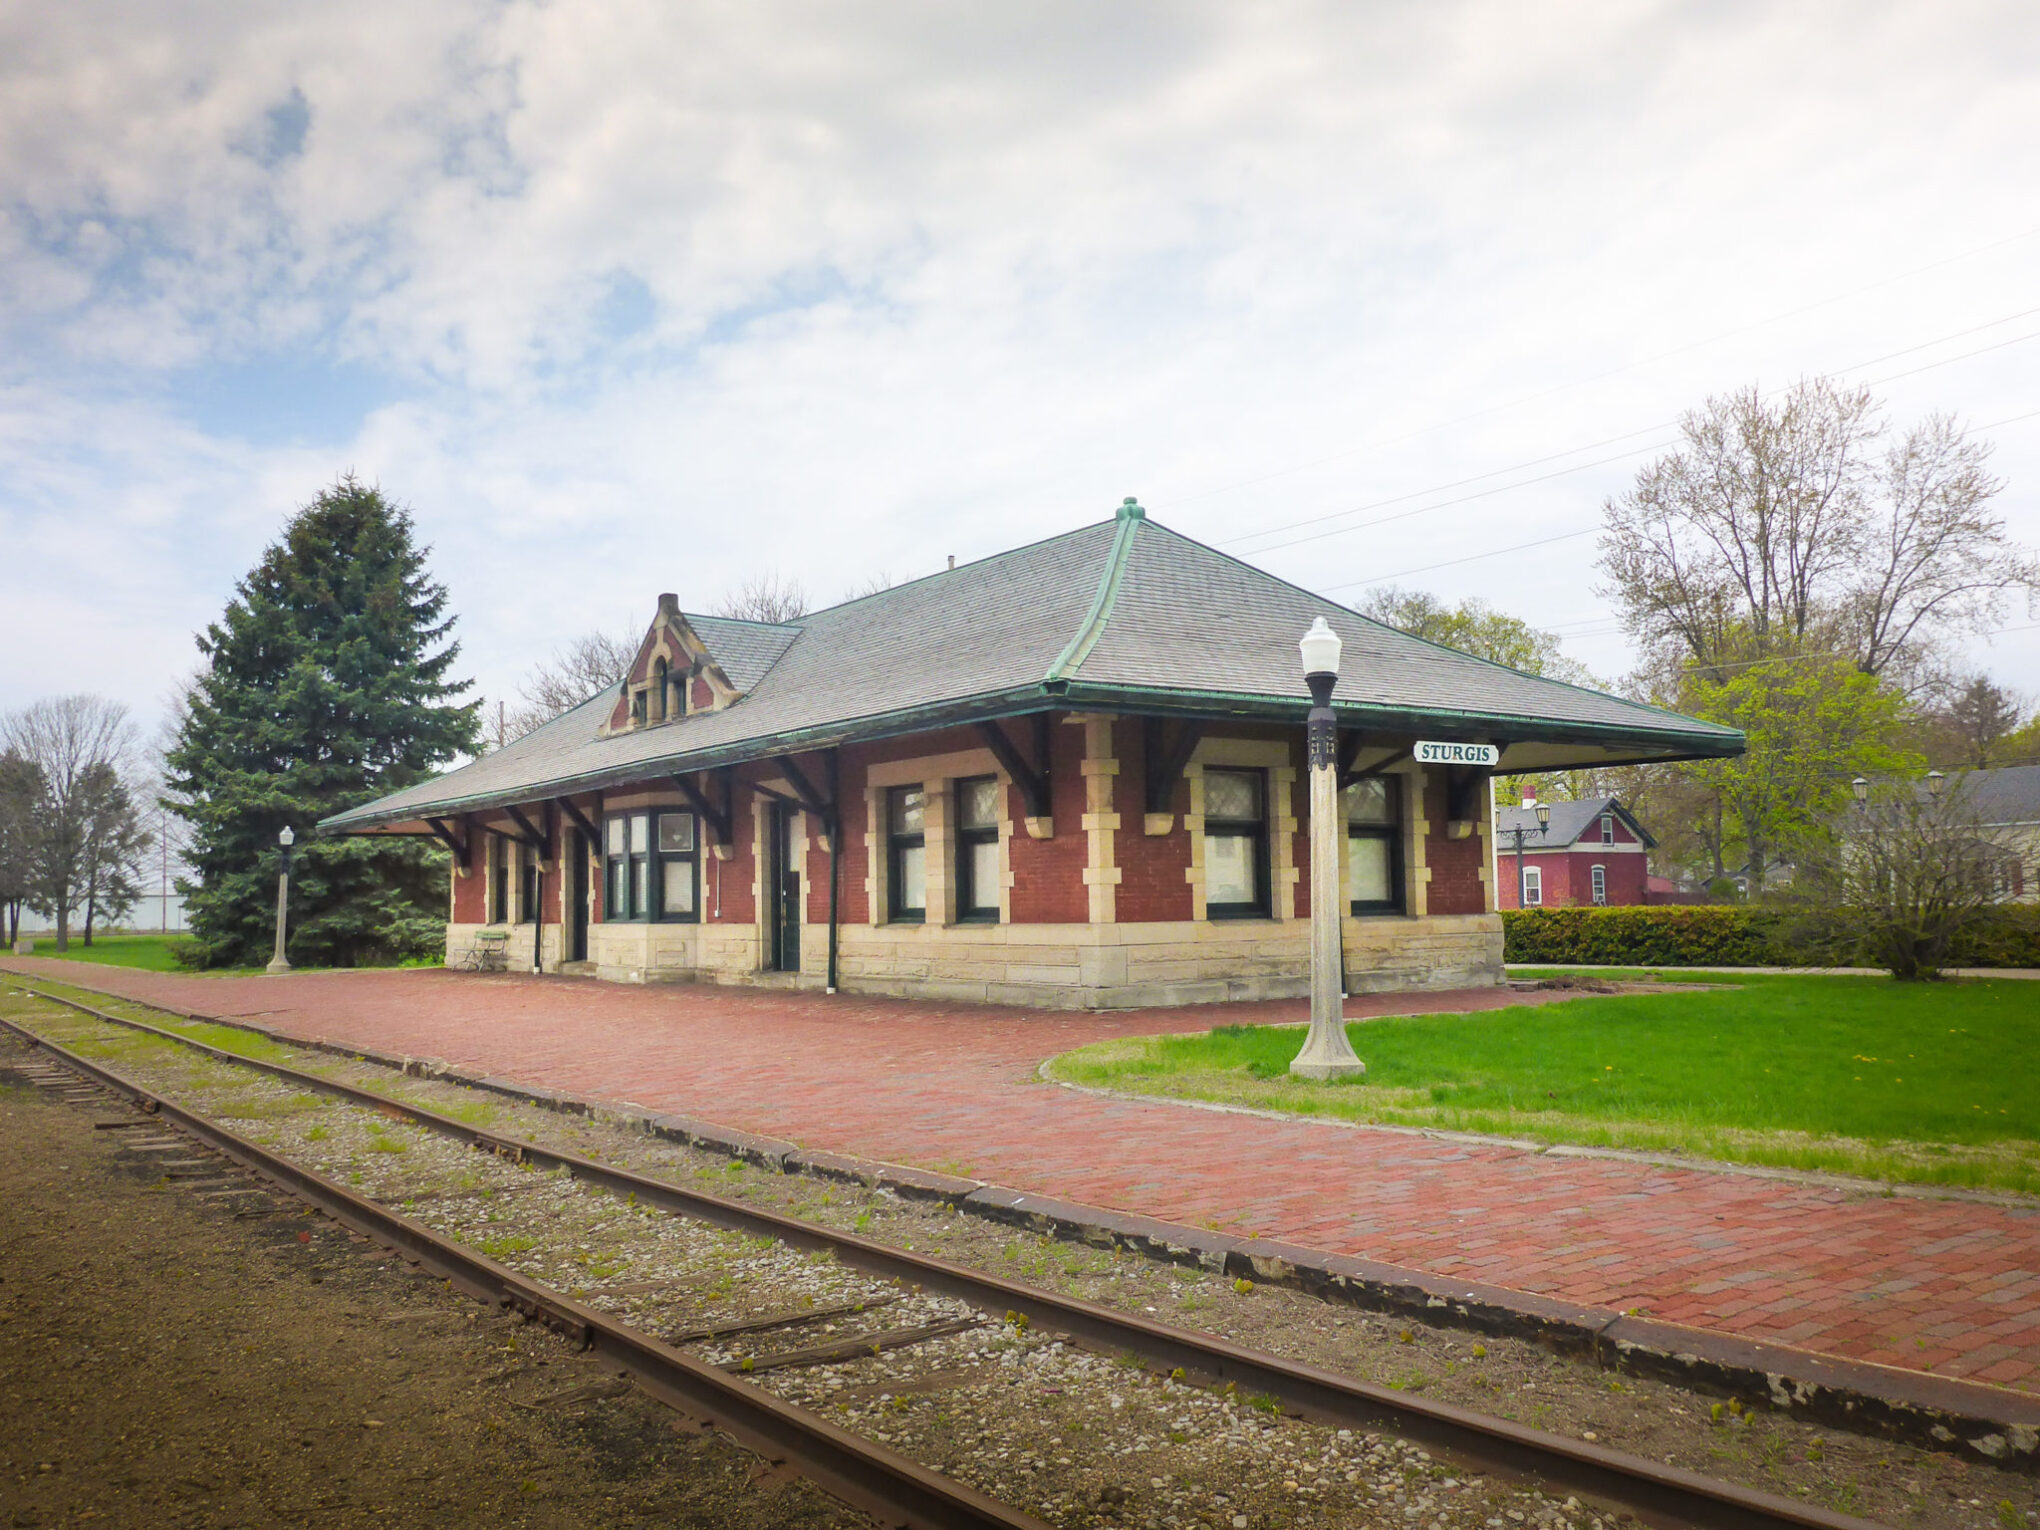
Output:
[{"xmin": 4, "ymin": 1, "xmax": 2037, "ymax": 738}]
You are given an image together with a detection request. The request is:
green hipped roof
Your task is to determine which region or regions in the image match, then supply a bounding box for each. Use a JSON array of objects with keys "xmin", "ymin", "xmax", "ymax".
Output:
[{"xmin": 322, "ymin": 502, "xmax": 1741, "ymax": 834}]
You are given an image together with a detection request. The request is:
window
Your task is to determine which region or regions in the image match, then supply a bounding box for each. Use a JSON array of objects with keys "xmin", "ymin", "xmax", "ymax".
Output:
[
  {"xmin": 1600, "ymin": 813, "xmax": 1615, "ymax": 844},
  {"xmin": 1591, "ymin": 864, "xmax": 1607, "ymax": 905},
  {"xmin": 1522, "ymin": 866, "xmax": 1543, "ymax": 906},
  {"xmin": 660, "ymin": 813, "xmax": 698, "ymax": 916},
  {"xmin": 600, "ymin": 809, "xmax": 700, "ymax": 922},
  {"xmin": 652, "ymin": 658, "xmax": 669, "ymax": 722},
  {"xmin": 955, "ymin": 776, "xmax": 1001, "ymax": 922},
  {"xmin": 1344, "ymin": 777, "xmax": 1403, "ymax": 915},
  {"xmin": 1203, "ymin": 768, "xmax": 1269, "ymax": 917},
  {"xmin": 487, "ymin": 834, "xmax": 509, "ymax": 924},
  {"xmin": 519, "ymin": 842, "xmax": 540, "ymax": 922},
  {"xmin": 887, "ymin": 787, "xmax": 926, "ymax": 923},
  {"xmin": 630, "ymin": 690, "xmax": 647, "ymax": 726}
]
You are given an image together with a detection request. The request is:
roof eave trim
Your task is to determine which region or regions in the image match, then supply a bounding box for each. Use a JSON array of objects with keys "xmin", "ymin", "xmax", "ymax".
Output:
[{"xmin": 1052, "ymin": 680, "xmax": 1746, "ymax": 754}]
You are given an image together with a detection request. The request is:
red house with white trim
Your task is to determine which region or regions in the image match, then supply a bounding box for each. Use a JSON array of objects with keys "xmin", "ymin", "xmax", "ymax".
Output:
[{"xmin": 1493, "ymin": 797, "xmax": 1655, "ymax": 910}]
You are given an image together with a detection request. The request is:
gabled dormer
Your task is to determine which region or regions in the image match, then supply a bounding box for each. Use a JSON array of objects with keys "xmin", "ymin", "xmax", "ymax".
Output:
[{"xmin": 600, "ymin": 594, "xmax": 803, "ymax": 736}]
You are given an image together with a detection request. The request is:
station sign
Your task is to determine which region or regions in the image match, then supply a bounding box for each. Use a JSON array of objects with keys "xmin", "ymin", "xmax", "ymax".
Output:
[{"xmin": 1413, "ymin": 740, "xmax": 1500, "ymax": 768}]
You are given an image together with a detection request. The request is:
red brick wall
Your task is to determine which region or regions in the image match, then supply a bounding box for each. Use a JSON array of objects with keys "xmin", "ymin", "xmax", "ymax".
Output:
[
  {"xmin": 710, "ymin": 779, "xmax": 757, "ymax": 925},
  {"xmin": 1495, "ymin": 848, "xmax": 1650, "ymax": 908},
  {"xmin": 452, "ymin": 829, "xmax": 486, "ymax": 922},
  {"xmin": 1010, "ymin": 718, "xmax": 1090, "ymax": 924},
  {"xmin": 691, "ymin": 677, "xmax": 713, "ymax": 712},
  {"xmin": 1116, "ymin": 719, "xmax": 1193, "ymax": 923},
  {"xmin": 1422, "ymin": 772, "xmax": 1488, "ymax": 915}
]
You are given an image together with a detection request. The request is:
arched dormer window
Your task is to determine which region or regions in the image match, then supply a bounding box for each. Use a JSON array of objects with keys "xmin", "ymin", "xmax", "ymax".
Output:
[{"xmin": 652, "ymin": 658, "xmax": 669, "ymax": 722}]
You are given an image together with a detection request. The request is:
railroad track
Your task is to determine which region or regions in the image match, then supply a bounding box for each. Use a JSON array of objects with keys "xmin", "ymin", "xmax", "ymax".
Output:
[{"xmin": 1, "ymin": 982, "xmax": 1892, "ymax": 1530}]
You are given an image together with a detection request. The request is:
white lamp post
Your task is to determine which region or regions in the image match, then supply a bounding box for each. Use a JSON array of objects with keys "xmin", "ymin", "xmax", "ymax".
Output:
[
  {"xmin": 266, "ymin": 825, "xmax": 295, "ymax": 975},
  {"xmin": 1290, "ymin": 618, "xmax": 1366, "ymax": 1081}
]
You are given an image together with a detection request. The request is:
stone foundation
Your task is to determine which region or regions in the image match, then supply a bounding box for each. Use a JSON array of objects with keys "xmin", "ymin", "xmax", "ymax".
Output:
[{"xmin": 449, "ymin": 912, "xmax": 1502, "ymax": 1008}]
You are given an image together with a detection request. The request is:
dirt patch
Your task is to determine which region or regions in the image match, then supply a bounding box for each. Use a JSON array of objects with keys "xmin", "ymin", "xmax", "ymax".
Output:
[{"xmin": 0, "ymin": 1044, "xmax": 864, "ymax": 1530}]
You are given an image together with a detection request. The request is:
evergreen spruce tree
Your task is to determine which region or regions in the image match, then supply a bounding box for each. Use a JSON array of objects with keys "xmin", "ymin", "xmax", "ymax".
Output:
[{"xmin": 167, "ymin": 476, "xmax": 478, "ymax": 966}]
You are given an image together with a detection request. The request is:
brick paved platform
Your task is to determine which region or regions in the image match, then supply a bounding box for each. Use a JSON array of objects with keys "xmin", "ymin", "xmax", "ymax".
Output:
[{"xmin": 6, "ymin": 960, "xmax": 2034, "ymax": 1394}]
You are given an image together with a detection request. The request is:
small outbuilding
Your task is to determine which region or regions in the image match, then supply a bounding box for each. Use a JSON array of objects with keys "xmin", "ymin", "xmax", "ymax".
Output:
[{"xmin": 322, "ymin": 501, "xmax": 1741, "ymax": 1006}]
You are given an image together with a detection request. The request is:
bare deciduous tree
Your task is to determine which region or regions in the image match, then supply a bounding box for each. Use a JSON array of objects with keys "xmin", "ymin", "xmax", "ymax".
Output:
[
  {"xmin": 503, "ymin": 630, "xmax": 638, "ymax": 741},
  {"xmin": 1599, "ymin": 380, "xmax": 2037, "ymax": 687},
  {"xmin": 714, "ymin": 572, "xmax": 808, "ymax": 625},
  {"xmin": 3, "ymin": 695, "xmax": 140, "ymax": 951},
  {"xmin": 0, "ymin": 749, "xmax": 41, "ymax": 947}
]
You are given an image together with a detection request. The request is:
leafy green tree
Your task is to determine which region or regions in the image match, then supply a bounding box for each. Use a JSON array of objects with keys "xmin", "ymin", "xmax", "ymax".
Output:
[
  {"xmin": 166, "ymin": 476, "xmax": 478, "ymax": 967},
  {"xmin": 76, "ymin": 761, "xmax": 149, "ymax": 945},
  {"xmin": 1680, "ymin": 653, "xmax": 1916, "ymax": 890},
  {"xmin": 1356, "ymin": 585, "xmax": 1596, "ymax": 684}
]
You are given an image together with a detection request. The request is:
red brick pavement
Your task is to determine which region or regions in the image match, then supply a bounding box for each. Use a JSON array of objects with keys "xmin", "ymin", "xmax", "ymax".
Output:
[{"xmin": 7, "ymin": 960, "xmax": 2035, "ymax": 1392}]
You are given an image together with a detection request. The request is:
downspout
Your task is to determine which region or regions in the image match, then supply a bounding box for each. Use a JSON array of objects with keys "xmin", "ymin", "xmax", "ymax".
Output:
[{"xmin": 825, "ymin": 748, "xmax": 841, "ymax": 993}]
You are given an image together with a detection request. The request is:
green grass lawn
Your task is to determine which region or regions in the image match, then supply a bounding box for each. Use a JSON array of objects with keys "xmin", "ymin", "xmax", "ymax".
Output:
[
  {"xmin": 1047, "ymin": 972, "xmax": 2040, "ymax": 1194},
  {"xmin": 9, "ymin": 932, "xmax": 443, "ymax": 975},
  {"xmin": 10, "ymin": 933, "xmax": 200, "ymax": 972}
]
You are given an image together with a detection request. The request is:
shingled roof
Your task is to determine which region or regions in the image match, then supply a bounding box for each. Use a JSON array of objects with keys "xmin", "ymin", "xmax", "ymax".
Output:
[
  {"xmin": 1494, "ymin": 796, "xmax": 1657, "ymax": 849},
  {"xmin": 323, "ymin": 500, "xmax": 1742, "ymax": 834}
]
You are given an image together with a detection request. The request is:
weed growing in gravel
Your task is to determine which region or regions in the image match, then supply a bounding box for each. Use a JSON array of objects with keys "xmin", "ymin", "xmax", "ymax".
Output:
[{"xmin": 477, "ymin": 1235, "xmax": 537, "ymax": 1258}]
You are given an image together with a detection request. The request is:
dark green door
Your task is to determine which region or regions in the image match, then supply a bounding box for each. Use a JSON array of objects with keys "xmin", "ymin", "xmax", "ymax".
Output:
[{"xmin": 770, "ymin": 803, "xmax": 800, "ymax": 973}]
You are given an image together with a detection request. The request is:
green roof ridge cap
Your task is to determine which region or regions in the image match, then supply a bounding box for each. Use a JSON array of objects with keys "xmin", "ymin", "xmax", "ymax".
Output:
[{"xmin": 1044, "ymin": 498, "xmax": 1143, "ymax": 683}]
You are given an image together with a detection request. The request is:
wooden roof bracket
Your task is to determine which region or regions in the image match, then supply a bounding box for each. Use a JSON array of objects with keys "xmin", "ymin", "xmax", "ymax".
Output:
[
  {"xmin": 777, "ymin": 753, "xmax": 835, "ymax": 833},
  {"xmin": 502, "ymin": 805, "xmax": 550, "ymax": 861},
  {"xmin": 554, "ymin": 796, "xmax": 601, "ymax": 847},
  {"xmin": 670, "ymin": 773, "xmax": 732, "ymax": 846},
  {"xmin": 1345, "ymin": 744, "xmax": 1411, "ymax": 785},
  {"xmin": 1142, "ymin": 717, "xmax": 1205, "ymax": 819},
  {"xmin": 976, "ymin": 717, "xmax": 1051, "ymax": 823},
  {"xmin": 425, "ymin": 816, "xmax": 469, "ymax": 868}
]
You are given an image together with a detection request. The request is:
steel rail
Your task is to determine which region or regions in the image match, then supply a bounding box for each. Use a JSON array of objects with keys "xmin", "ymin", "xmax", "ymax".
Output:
[
  {"xmin": 6, "ymin": 983, "xmax": 1889, "ymax": 1530},
  {"xmin": 0, "ymin": 1010, "xmax": 1049, "ymax": 1530}
]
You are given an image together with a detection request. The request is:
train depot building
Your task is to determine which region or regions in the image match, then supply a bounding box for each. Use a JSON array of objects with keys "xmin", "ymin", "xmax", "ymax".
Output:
[{"xmin": 323, "ymin": 502, "xmax": 1741, "ymax": 1007}]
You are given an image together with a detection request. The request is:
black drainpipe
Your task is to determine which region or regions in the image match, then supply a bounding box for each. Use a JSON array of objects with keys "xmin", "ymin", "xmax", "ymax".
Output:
[{"xmin": 825, "ymin": 749, "xmax": 841, "ymax": 993}]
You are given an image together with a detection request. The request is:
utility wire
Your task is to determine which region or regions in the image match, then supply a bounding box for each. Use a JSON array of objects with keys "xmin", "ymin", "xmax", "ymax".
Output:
[
  {"xmin": 1272, "ymin": 338, "xmax": 2040, "ymax": 571},
  {"xmin": 1233, "ymin": 307, "xmax": 2040, "ymax": 558},
  {"xmin": 1320, "ymin": 402, "xmax": 2040, "ymax": 594}
]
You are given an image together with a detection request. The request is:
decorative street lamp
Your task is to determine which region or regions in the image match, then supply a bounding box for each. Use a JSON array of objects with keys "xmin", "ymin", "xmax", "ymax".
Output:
[
  {"xmin": 1925, "ymin": 769, "xmax": 1946, "ymax": 798},
  {"xmin": 266, "ymin": 825, "xmax": 295, "ymax": 975},
  {"xmin": 1501, "ymin": 796, "xmax": 1552, "ymax": 907},
  {"xmin": 1290, "ymin": 618, "xmax": 1366, "ymax": 1082},
  {"xmin": 1851, "ymin": 776, "xmax": 1869, "ymax": 804}
]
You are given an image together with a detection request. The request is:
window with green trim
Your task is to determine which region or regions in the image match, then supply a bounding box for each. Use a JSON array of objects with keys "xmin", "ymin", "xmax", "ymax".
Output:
[
  {"xmin": 602, "ymin": 809, "xmax": 698, "ymax": 922},
  {"xmin": 1203, "ymin": 768, "xmax": 1269, "ymax": 918}
]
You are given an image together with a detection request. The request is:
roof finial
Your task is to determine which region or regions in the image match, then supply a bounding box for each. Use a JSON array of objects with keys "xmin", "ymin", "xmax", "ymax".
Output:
[{"xmin": 1119, "ymin": 496, "xmax": 1145, "ymax": 521}]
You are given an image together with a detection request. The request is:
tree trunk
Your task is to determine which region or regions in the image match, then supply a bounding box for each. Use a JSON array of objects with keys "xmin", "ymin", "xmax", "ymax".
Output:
[
  {"xmin": 84, "ymin": 882, "xmax": 97, "ymax": 947},
  {"xmin": 53, "ymin": 898, "xmax": 69, "ymax": 953}
]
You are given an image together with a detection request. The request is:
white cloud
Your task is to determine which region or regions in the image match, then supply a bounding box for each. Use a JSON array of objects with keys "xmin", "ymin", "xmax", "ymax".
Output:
[{"xmin": 2, "ymin": 0, "xmax": 2036, "ymax": 725}]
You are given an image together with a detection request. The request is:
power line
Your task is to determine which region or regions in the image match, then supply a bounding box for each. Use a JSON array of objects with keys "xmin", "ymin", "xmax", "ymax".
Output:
[
  {"xmin": 1160, "ymin": 225, "xmax": 2040, "ymax": 516},
  {"xmin": 1316, "ymin": 402, "xmax": 2040, "ymax": 595},
  {"xmin": 1232, "ymin": 306, "xmax": 2040, "ymax": 559}
]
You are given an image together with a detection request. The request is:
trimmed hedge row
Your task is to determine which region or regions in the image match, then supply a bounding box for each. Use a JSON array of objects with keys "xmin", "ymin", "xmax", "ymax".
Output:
[
  {"xmin": 1502, "ymin": 906, "xmax": 1788, "ymax": 966},
  {"xmin": 1501, "ymin": 904, "xmax": 2040, "ymax": 969}
]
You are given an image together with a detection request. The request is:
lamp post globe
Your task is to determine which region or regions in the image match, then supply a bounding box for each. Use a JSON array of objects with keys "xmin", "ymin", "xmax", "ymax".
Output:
[
  {"xmin": 1851, "ymin": 776, "xmax": 1869, "ymax": 804},
  {"xmin": 267, "ymin": 825, "xmax": 296, "ymax": 975},
  {"xmin": 1290, "ymin": 618, "xmax": 1365, "ymax": 1082},
  {"xmin": 1925, "ymin": 769, "xmax": 1945, "ymax": 798}
]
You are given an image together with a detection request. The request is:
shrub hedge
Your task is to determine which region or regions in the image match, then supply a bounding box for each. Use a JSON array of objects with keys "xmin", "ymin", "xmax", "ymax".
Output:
[{"xmin": 1502, "ymin": 904, "xmax": 2040, "ymax": 969}]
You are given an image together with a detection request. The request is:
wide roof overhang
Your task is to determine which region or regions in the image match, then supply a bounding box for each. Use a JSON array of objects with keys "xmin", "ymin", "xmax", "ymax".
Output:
[{"xmin": 321, "ymin": 679, "xmax": 1743, "ymax": 837}]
